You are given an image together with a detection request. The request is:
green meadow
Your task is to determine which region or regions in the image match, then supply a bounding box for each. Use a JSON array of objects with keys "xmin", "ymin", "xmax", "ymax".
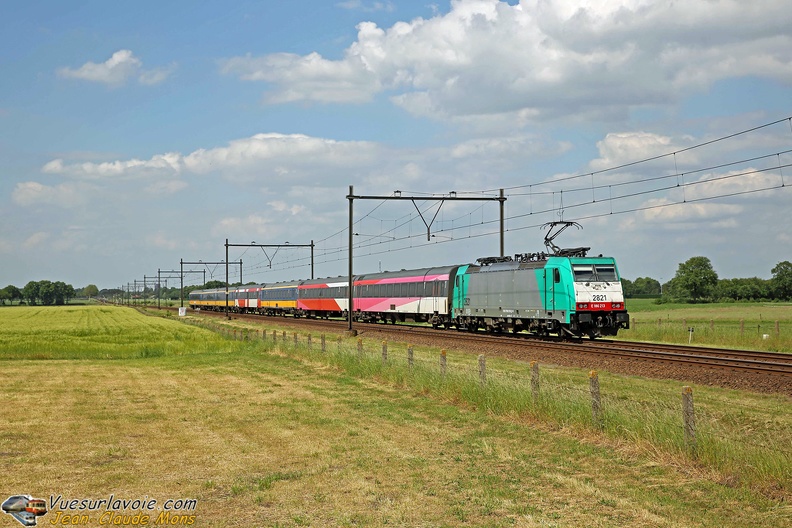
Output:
[
  {"xmin": 622, "ymin": 299, "xmax": 792, "ymax": 352},
  {"xmin": 1, "ymin": 305, "xmax": 790, "ymax": 527}
]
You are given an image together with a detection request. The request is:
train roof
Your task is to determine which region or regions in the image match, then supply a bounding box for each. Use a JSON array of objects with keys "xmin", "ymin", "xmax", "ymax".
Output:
[{"xmin": 355, "ymin": 265, "xmax": 461, "ymax": 281}]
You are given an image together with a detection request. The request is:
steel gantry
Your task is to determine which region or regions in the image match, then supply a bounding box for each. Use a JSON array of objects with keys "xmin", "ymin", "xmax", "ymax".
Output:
[
  {"xmin": 345, "ymin": 186, "xmax": 506, "ymax": 332},
  {"xmin": 223, "ymin": 240, "xmax": 315, "ymax": 319}
]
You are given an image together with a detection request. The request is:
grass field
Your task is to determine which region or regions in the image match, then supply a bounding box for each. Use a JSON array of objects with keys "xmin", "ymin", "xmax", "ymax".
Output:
[
  {"xmin": 622, "ymin": 299, "xmax": 792, "ymax": 352},
  {"xmin": 1, "ymin": 305, "xmax": 790, "ymax": 527}
]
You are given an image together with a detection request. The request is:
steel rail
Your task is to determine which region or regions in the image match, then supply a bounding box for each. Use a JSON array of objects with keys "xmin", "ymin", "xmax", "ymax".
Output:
[{"xmin": 155, "ymin": 306, "xmax": 792, "ymax": 377}]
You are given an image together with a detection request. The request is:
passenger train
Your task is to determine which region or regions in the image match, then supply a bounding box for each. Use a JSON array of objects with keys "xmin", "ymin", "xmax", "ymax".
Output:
[{"xmin": 189, "ymin": 223, "xmax": 630, "ymax": 338}]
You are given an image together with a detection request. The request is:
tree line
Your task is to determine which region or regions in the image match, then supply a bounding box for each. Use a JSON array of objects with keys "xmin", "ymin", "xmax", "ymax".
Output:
[
  {"xmin": 5, "ymin": 260, "xmax": 791, "ymax": 306},
  {"xmin": 624, "ymin": 258, "xmax": 792, "ymax": 303},
  {"xmin": 0, "ymin": 281, "xmax": 100, "ymax": 305},
  {"xmin": 99, "ymin": 281, "xmax": 228, "ymax": 303}
]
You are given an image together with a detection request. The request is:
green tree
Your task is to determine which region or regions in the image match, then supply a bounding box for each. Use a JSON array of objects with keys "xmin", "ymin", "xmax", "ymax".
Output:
[
  {"xmin": 4, "ymin": 285, "xmax": 22, "ymax": 303},
  {"xmin": 715, "ymin": 277, "xmax": 770, "ymax": 301},
  {"xmin": 620, "ymin": 278, "xmax": 634, "ymax": 297},
  {"xmin": 83, "ymin": 284, "xmax": 100, "ymax": 298},
  {"xmin": 22, "ymin": 281, "xmax": 40, "ymax": 305},
  {"xmin": 673, "ymin": 256, "xmax": 718, "ymax": 302},
  {"xmin": 632, "ymin": 277, "xmax": 661, "ymax": 295},
  {"xmin": 38, "ymin": 280, "xmax": 56, "ymax": 305},
  {"xmin": 771, "ymin": 261, "xmax": 792, "ymax": 300},
  {"xmin": 53, "ymin": 281, "xmax": 74, "ymax": 305}
]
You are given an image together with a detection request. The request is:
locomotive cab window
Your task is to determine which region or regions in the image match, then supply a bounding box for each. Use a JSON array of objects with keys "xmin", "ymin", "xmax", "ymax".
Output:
[
  {"xmin": 573, "ymin": 264, "xmax": 619, "ymax": 282},
  {"xmin": 595, "ymin": 265, "xmax": 618, "ymax": 282},
  {"xmin": 573, "ymin": 265, "xmax": 595, "ymax": 282}
]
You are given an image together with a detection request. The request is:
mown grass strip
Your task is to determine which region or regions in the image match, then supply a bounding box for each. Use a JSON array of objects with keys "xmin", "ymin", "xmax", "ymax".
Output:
[
  {"xmin": 201, "ymin": 315, "xmax": 791, "ymax": 497},
  {"xmin": 2, "ymin": 305, "xmax": 790, "ymax": 527}
]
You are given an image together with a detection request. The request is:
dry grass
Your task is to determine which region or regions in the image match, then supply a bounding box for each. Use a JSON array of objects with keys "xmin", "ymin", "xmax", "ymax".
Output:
[{"xmin": 1, "ymin": 306, "xmax": 790, "ymax": 527}]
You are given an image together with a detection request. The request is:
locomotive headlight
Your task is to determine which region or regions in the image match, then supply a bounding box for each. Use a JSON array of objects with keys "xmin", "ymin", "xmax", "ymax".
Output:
[
  {"xmin": 612, "ymin": 302, "xmax": 623, "ymax": 309},
  {"xmin": 576, "ymin": 303, "xmax": 589, "ymax": 310}
]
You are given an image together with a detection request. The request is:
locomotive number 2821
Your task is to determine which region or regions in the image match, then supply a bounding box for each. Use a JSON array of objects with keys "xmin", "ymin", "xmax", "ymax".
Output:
[{"xmin": 592, "ymin": 294, "xmax": 607, "ymax": 302}]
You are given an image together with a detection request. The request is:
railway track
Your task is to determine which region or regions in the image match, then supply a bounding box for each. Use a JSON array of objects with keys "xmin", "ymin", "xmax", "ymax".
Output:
[
  {"xmin": 151, "ymin": 306, "xmax": 792, "ymax": 393},
  {"xmin": 366, "ymin": 324, "xmax": 792, "ymax": 377},
  {"xmin": 596, "ymin": 340, "xmax": 792, "ymax": 375}
]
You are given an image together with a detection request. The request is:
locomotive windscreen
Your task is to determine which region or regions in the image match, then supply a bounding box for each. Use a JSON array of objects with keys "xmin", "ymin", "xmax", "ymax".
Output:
[{"xmin": 573, "ymin": 264, "xmax": 618, "ymax": 282}]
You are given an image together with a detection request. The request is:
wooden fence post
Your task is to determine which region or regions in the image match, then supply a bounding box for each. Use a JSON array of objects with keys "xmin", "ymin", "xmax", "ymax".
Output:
[
  {"xmin": 407, "ymin": 345, "xmax": 414, "ymax": 371},
  {"xmin": 440, "ymin": 349, "xmax": 447, "ymax": 378},
  {"xmin": 321, "ymin": 334, "xmax": 326, "ymax": 352},
  {"xmin": 293, "ymin": 332, "xmax": 298, "ymax": 346},
  {"xmin": 478, "ymin": 355, "xmax": 487, "ymax": 386},
  {"xmin": 589, "ymin": 370, "xmax": 602, "ymax": 428},
  {"xmin": 282, "ymin": 330, "xmax": 286, "ymax": 341},
  {"xmin": 382, "ymin": 341, "xmax": 388, "ymax": 365},
  {"xmin": 307, "ymin": 334, "xmax": 312, "ymax": 350},
  {"xmin": 682, "ymin": 386, "xmax": 696, "ymax": 451},
  {"xmin": 530, "ymin": 361, "xmax": 539, "ymax": 401}
]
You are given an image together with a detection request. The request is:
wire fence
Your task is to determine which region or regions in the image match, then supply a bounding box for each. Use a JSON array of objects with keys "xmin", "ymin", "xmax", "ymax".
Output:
[
  {"xmin": 623, "ymin": 317, "xmax": 791, "ymax": 351},
  {"xmin": 187, "ymin": 318, "xmax": 792, "ymax": 490}
]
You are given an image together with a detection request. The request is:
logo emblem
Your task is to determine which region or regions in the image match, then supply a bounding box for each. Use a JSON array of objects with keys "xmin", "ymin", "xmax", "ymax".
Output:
[{"xmin": 2, "ymin": 496, "xmax": 47, "ymax": 527}]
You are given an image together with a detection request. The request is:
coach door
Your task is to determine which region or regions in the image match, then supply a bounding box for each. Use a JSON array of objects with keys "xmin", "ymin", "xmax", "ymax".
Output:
[{"xmin": 429, "ymin": 280, "xmax": 442, "ymax": 313}]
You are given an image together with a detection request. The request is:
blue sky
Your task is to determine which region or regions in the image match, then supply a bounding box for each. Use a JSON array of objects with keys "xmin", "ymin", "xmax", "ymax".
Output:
[{"xmin": 2, "ymin": 0, "xmax": 791, "ymax": 290}]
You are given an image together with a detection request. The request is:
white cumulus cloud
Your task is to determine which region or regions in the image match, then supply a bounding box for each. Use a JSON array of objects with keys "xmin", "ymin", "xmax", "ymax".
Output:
[
  {"xmin": 43, "ymin": 152, "xmax": 185, "ymax": 179},
  {"xmin": 22, "ymin": 231, "xmax": 50, "ymax": 250},
  {"xmin": 12, "ymin": 181, "xmax": 89, "ymax": 208},
  {"xmin": 220, "ymin": 0, "xmax": 792, "ymax": 123},
  {"xmin": 42, "ymin": 133, "xmax": 381, "ymax": 185},
  {"xmin": 267, "ymin": 201, "xmax": 306, "ymax": 215},
  {"xmin": 57, "ymin": 50, "xmax": 174, "ymax": 86},
  {"xmin": 336, "ymin": 1, "xmax": 395, "ymax": 13},
  {"xmin": 211, "ymin": 214, "xmax": 280, "ymax": 239}
]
